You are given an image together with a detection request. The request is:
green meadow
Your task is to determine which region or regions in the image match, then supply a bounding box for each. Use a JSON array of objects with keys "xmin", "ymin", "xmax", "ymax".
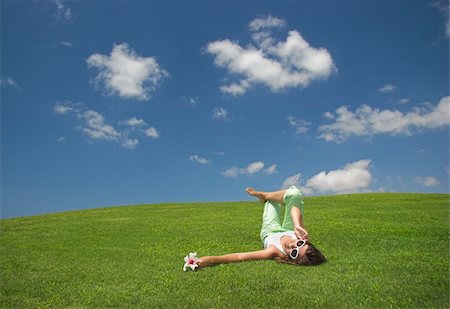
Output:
[{"xmin": 1, "ymin": 193, "xmax": 449, "ymax": 308}]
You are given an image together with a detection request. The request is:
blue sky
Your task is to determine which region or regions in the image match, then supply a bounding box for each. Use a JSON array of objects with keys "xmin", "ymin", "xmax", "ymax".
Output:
[{"xmin": 1, "ymin": 0, "xmax": 449, "ymax": 219}]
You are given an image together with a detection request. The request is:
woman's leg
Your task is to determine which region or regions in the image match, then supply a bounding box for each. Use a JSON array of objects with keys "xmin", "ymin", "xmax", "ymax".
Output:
[
  {"xmin": 246, "ymin": 188, "xmax": 287, "ymax": 204},
  {"xmin": 260, "ymin": 200, "xmax": 284, "ymax": 242},
  {"xmin": 247, "ymin": 188, "xmax": 289, "ymax": 242}
]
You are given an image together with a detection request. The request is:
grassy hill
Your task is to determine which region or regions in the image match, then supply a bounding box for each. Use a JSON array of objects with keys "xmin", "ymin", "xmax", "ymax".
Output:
[{"xmin": 1, "ymin": 193, "xmax": 449, "ymax": 308}]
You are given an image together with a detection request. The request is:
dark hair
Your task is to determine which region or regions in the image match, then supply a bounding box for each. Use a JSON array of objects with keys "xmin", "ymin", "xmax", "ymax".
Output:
[{"xmin": 276, "ymin": 242, "xmax": 326, "ymax": 266}]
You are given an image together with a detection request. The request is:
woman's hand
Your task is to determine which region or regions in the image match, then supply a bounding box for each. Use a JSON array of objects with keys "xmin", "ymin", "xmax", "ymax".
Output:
[
  {"xmin": 295, "ymin": 225, "xmax": 309, "ymax": 241},
  {"xmin": 197, "ymin": 256, "xmax": 211, "ymax": 268}
]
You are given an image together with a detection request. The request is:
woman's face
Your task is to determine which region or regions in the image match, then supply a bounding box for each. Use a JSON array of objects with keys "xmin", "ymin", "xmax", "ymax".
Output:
[{"xmin": 285, "ymin": 238, "xmax": 308, "ymax": 259}]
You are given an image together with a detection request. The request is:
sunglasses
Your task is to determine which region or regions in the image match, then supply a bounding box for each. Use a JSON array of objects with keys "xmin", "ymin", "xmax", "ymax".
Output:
[{"xmin": 289, "ymin": 239, "xmax": 307, "ymax": 259}]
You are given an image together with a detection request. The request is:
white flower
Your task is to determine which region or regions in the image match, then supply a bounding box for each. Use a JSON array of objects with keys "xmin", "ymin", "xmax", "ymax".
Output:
[{"xmin": 183, "ymin": 252, "xmax": 200, "ymax": 271}]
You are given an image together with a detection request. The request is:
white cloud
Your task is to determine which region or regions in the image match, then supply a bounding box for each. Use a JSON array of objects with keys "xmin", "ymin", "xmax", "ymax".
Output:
[
  {"xmin": 222, "ymin": 161, "xmax": 275, "ymax": 177},
  {"xmin": 53, "ymin": 101, "xmax": 159, "ymax": 148},
  {"xmin": 183, "ymin": 96, "xmax": 199, "ymax": 106},
  {"xmin": 53, "ymin": 0, "xmax": 74, "ymax": 22},
  {"xmin": 53, "ymin": 100, "xmax": 83, "ymax": 114},
  {"xmin": 282, "ymin": 173, "xmax": 301, "ymax": 189},
  {"xmin": 430, "ymin": 0, "xmax": 450, "ymax": 39},
  {"xmin": 305, "ymin": 160, "xmax": 373, "ymax": 194},
  {"xmin": 281, "ymin": 173, "xmax": 314, "ymax": 195},
  {"xmin": 415, "ymin": 176, "xmax": 440, "ymax": 187},
  {"xmin": 122, "ymin": 138, "xmax": 139, "ymax": 150},
  {"xmin": 212, "ymin": 107, "xmax": 229, "ymax": 120},
  {"xmin": 145, "ymin": 127, "xmax": 159, "ymax": 139},
  {"xmin": 324, "ymin": 111, "xmax": 334, "ymax": 119},
  {"xmin": 81, "ymin": 110, "xmax": 121, "ymax": 141},
  {"xmin": 120, "ymin": 117, "xmax": 159, "ymax": 138},
  {"xmin": 60, "ymin": 41, "xmax": 73, "ymax": 47},
  {"xmin": 219, "ymin": 80, "xmax": 250, "ymax": 96},
  {"xmin": 264, "ymin": 164, "xmax": 277, "ymax": 175},
  {"xmin": 398, "ymin": 98, "xmax": 410, "ymax": 104},
  {"xmin": 189, "ymin": 155, "xmax": 210, "ymax": 165},
  {"xmin": 205, "ymin": 15, "xmax": 336, "ymax": 96},
  {"xmin": 378, "ymin": 83, "xmax": 397, "ymax": 93},
  {"xmin": 319, "ymin": 96, "xmax": 450, "ymax": 142},
  {"xmin": 55, "ymin": 136, "xmax": 66, "ymax": 143},
  {"xmin": 282, "ymin": 160, "xmax": 373, "ymax": 194},
  {"xmin": 247, "ymin": 161, "xmax": 265, "ymax": 174},
  {"xmin": 121, "ymin": 117, "xmax": 148, "ymax": 127},
  {"xmin": 447, "ymin": 18, "xmax": 450, "ymax": 38},
  {"xmin": 287, "ymin": 116, "xmax": 311, "ymax": 134},
  {"xmin": 222, "ymin": 167, "xmax": 240, "ymax": 178},
  {"xmin": 249, "ymin": 15, "xmax": 286, "ymax": 33},
  {"xmin": 0, "ymin": 76, "xmax": 20, "ymax": 89},
  {"xmin": 87, "ymin": 43, "xmax": 168, "ymax": 101}
]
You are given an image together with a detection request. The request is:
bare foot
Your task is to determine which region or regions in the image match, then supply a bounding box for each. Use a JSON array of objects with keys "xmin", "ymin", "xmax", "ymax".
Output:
[{"xmin": 246, "ymin": 188, "xmax": 266, "ymax": 203}]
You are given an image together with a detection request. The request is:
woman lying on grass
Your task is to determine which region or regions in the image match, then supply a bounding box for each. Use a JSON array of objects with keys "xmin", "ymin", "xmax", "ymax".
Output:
[{"xmin": 195, "ymin": 186, "xmax": 326, "ymax": 269}]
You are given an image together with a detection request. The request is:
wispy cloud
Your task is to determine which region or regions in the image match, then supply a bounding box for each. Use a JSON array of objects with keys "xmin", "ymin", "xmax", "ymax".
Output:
[
  {"xmin": 430, "ymin": 0, "xmax": 450, "ymax": 39},
  {"xmin": 144, "ymin": 127, "xmax": 159, "ymax": 139},
  {"xmin": 414, "ymin": 176, "xmax": 439, "ymax": 187},
  {"xmin": 53, "ymin": 0, "xmax": 74, "ymax": 23},
  {"xmin": 0, "ymin": 76, "xmax": 21, "ymax": 89},
  {"xmin": 87, "ymin": 43, "xmax": 168, "ymax": 101},
  {"xmin": 60, "ymin": 41, "xmax": 73, "ymax": 47},
  {"xmin": 205, "ymin": 15, "xmax": 336, "ymax": 96},
  {"xmin": 378, "ymin": 83, "xmax": 397, "ymax": 93},
  {"xmin": 282, "ymin": 173, "xmax": 302, "ymax": 189},
  {"xmin": 264, "ymin": 164, "xmax": 277, "ymax": 175},
  {"xmin": 318, "ymin": 96, "xmax": 450, "ymax": 142},
  {"xmin": 282, "ymin": 173, "xmax": 302, "ymax": 188},
  {"xmin": 53, "ymin": 101, "xmax": 159, "ymax": 148},
  {"xmin": 213, "ymin": 151, "xmax": 226, "ymax": 156},
  {"xmin": 183, "ymin": 96, "xmax": 199, "ymax": 107},
  {"xmin": 212, "ymin": 107, "xmax": 230, "ymax": 120},
  {"xmin": 55, "ymin": 136, "xmax": 66, "ymax": 143},
  {"xmin": 416, "ymin": 148, "xmax": 428, "ymax": 155},
  {"xmin": 286, "ymin": 116, "xmax": 311, "ymax": 134},
  {"xmin": 249, "ymin": 15, "xmax": 286, "ymax": 33},
  {"xmin": 81, "ymin": 110, "xmax": 121, "ymax": 141},
  {"xmin": 119, "ymin": 117, "xmax": 159, "ymax": 139},
  {"xmin": 53, "ymin": 100, "xmax": 83, "ymax": 115},
  {"xmin": 282, "ymin": 159, "xmax": 373, "ymax": 194},
  {"xmin": 222, "ymin": 161, "xmax": 276, "ymax": 177},
  {"xmin": 281, "ymin": 173, "xmax": 313, "ymax": 195},
  {"xmin": 121, "ymin": 138, "xmax": 139, "ymax": 150},
  {"xmin": 120, "ymin": 117, "xmax": 148, "ymax": 127},
  {"xmin": 189, "ymin": 155, "xmax": 210, "ymax": 165}
]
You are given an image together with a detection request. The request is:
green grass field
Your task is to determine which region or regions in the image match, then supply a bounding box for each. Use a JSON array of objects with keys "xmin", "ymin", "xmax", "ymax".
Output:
[{"xmin": 1, "ymin": 193, "xmax": 449, "ymax": 308}]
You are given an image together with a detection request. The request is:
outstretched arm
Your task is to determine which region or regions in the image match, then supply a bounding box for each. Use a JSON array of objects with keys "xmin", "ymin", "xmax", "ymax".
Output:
[
  {"xmin": 291, "ymin": 206, "xmax": 309, "ymax": 240},
  {"xmin": 198, "ymin": 247, "xmax": 277, "ymax": 268}
]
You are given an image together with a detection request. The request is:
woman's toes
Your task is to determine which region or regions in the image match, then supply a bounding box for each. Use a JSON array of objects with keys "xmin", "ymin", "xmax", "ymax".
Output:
[{"xmin": 246, "ymin": 188, "xmax": 256, "ymax": 196}]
